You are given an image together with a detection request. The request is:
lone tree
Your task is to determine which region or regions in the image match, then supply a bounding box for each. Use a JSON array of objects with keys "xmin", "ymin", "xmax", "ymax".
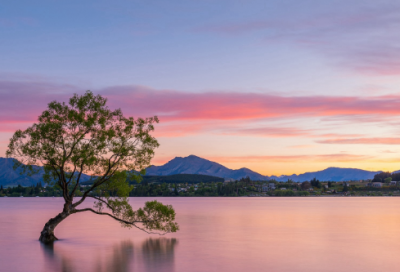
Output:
[{"xmin": 6, "ymin": 91, "xmax": 179, "ymax": 243}]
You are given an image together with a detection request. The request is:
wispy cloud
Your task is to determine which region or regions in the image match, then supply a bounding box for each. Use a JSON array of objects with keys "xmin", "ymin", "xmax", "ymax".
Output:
[
  {"xmin": 207, "ymin": 154, "xmax": 372, "ymax": 163},
  {"xmin": 288, "ymin": 145, "xmax": 315, "ymax": 149},
  {"xmin": 101, "ymin": 86, "xmax": 400, "ymax": 124},
  {"xmin": 318, "ymin": 138, "xmax": 400, "ymax": 145},
  {"xmin": 3, "ymin": 80, "xmax": 400, "ymax": 136},
  {"xmin": 197, "ymin": 2, "xmax": 400, "ymax": 76},
  {"xmin": 221, "ymin": 127, "xmax": 312, "ymax": 137},
  {"xmin": 381, "ymin": 150, "xmax": 397, "ymax": 153},
  {"xmin": 0, "ymin": 80, "xmax": 77, "ymax": 125}
]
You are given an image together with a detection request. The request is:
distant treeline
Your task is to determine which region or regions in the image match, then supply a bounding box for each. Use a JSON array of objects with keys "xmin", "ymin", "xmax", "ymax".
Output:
[
  {"xmin": 5, "ymin": 174, "xmax": 400, "ymax": 198},
  {"xmin": 79, "ymin": 173, "xmax": 224, "ymax": 186},
  {"xmin": 0, "ymin": 183, "xmax": 52, "ymax": 197},
  {"xmin": 133, "ymin": 174, "xmax": 224, "ymax": 184},
  {"xmin": 1, "ymin": 180, "xmax": 250, "ymax": 197},
  {"xmin": 372, "ymin": 172, "xmax": 400, "ymax": 183}
]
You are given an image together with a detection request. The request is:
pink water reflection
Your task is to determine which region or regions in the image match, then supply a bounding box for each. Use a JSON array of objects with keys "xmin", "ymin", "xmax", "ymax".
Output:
[{"xmin": 1, "ymin": 197, "xmax": 400, "ymax": 272}]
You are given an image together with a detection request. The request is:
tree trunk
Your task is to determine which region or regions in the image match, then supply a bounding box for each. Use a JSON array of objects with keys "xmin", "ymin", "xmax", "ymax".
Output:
[{"xmin": 39, "ymin": 212, "xmax": 70, "ymax": 243}]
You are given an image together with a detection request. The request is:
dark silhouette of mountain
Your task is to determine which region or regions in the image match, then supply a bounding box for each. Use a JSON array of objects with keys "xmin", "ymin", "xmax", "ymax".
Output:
[
  {"xmin": 146, "ymin": 155, "xmax": 268, "ymax": 180},
  {"xmin": 270, "ymin": 167, "xmax": 381, "ymax": 182},
  {"xmin": 0, "ymin": 157, "xmax": 91, "ymax": 187},
  {"xmin": 0, "ymin": 158, "xmax": 47, "ymax": 187}
]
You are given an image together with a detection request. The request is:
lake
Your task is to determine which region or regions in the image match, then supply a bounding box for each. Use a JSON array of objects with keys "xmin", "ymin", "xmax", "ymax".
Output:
[{"xmin": 1, "ymin": 197, "xmax": 400, "ymax": 272}]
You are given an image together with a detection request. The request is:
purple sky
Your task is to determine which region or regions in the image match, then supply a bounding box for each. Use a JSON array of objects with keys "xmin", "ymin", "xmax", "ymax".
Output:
[{"xmin": 1, "ymin": 0, "xmax": 400, "ymax": 175}]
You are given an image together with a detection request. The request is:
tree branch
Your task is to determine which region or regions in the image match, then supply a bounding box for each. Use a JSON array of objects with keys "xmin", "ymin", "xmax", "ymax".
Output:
[
  {"xmin": 69, "ymin": 160, "xmax": 85, "ymax": 198},
  {"xmin": 87, "ymin": 196, "xmax": 115, "ymax": 211},
  {"xmin": 73, "ymin": 155, "xmax": 122, "ymax": 207},
  {"xmin": 73, "ymin": 208, "xmax": 168, "ymax": 235}
]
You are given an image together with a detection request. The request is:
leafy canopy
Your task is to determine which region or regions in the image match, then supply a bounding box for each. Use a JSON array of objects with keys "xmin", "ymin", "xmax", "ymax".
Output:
[{"xmin": 7, "ymin": 91, "xmax": 179, "ymax": 234}]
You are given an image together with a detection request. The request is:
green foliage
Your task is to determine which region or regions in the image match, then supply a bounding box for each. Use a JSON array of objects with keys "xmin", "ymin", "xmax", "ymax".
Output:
[
  {"xmin": 275, "ymin": 189, "xmax": 295, "ymax": 196},
  {"xmin": 96, "ymin": 171, "xmax": 133, "ymax": 197},
  {"xmin": 137, "ymin": 174, "xmax": 224, "ymax": 184},
  {"xmin": 6, "ymin": 91, "xmax": 178, "ymax": 235},
  {"xmin": 7, "ymin": 91, "xmax": 159, "ymax": 188},
  {"xmin": 297, "ymin": 191, "xmax": 310, "ymax": 196},
  {"xmin": 94, "ymin": 197, "xmax": 179, "ymax": 233},
  {"xmin": 373, "ymin": 172, "xmax": 391, "ymax": 183},
  {"xmin": 310, "ymin": 178, "xmax": 321, "ymax": 188},
  {"xmin": 342, "ymin": 183, "xmax": 348, "ymax": 192},
  {"xmin": 384, "ymin": 177, "xmax": 392, "ymax": 183},
  {"xmin": 301, "ymin": 181, "xmax": 311, "ymax": 190}
]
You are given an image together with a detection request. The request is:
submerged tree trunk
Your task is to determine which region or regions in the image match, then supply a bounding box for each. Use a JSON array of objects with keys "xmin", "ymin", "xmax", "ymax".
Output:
[
  {"xmin": 39, "ymin": 212, "xmax": 69, "ymax": 243},
  {"xmin": 39, "ymin": 202, "xmax": 73, "ymax": 243}
]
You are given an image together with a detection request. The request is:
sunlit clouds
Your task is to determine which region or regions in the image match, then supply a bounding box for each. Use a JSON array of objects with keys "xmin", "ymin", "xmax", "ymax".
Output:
[
  {"xmin": 1, "ymin": 0, "xmax": 400, "ymax": 175},
  {"xmin": 1, "ymin": 79, "xmax": 400, "ymax": 175}
]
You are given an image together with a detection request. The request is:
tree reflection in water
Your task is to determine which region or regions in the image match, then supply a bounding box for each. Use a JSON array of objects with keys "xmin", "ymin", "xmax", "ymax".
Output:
[
  {"xmin": 104, "ymin": 241, "xmax": 134, "ymax": 272},
  {"xmin": 41, "ymin": 242, "xmax": 75, "ymax": 272},
  {"xmin": 140, "ymin": 238, "xmax": 178, "ymax": 272},
  {"xmin": 40, "ymin": 238, "xmax": 178, "ymax": 272}
]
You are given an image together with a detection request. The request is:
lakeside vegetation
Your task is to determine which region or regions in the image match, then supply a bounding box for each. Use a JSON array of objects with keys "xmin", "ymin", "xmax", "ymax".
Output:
[{"xmin": 3, "ymin": 175, "xmax": 400, "ymax": 197}]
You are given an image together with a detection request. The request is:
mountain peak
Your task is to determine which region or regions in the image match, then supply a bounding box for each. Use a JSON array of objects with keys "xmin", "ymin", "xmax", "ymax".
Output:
[{"xmin": 147, "ymin": 155, "xmax": 267, "ymax": 180}]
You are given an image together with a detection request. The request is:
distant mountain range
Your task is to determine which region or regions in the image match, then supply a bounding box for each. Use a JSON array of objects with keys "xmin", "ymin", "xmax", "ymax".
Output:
[
  {"xmin": 0, "ymin": 155, "xmax": 389, "ymax": 187},
  {"xmin": 147, "ymin": 155, "xmax": 382, "ymax": 182},
  {"xmin": 269, "ymin": 167, "xmax": 380, "ymax": 182}
]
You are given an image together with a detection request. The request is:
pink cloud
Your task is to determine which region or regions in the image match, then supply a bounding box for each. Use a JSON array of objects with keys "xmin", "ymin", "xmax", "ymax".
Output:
[
  {"xmin": 152, "ymin": 122, "xmax": 214, "ymax": 137},
  {"xmin": 317, "ymin": 138, "xmax": 400, "ymax": 145},
  {"xmin": 205, "ymin": 154, "xmax": 372, "ymax": 163},
  {"xmin": 2, "ymin": 80, "xmax": 400, "ymax": 141},
  {"xmin": 381, "ymin": 150, "xmax": 397, "ymax": 154},
  {"xmin": 0, "ymin": 80, "xmax": 77, "ymax": 125},
  {"xmin": 221, "ymin": 127, "xmax": 312, "ymax": 137},
  {"xmin": 101, "ymin": 86, "xmax": 400, "ymax": 123},
  {"xmin": 288, "ymin": 145, "xmax": 315, "ymax": 149}
]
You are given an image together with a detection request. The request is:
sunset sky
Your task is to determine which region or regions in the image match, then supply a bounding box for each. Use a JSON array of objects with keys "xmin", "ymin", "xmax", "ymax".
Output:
[{"xmin": 1, "ymin": 0, "xmax": 400, "ymax": 176}]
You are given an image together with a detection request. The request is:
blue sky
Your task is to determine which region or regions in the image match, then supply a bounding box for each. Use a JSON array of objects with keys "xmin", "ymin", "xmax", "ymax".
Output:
[
  {"xmin": 3, "ymin": 0, "xmax": 399, "ymax": 92},
  {"xmin": 1, "ymin": 0, "xmax": 400, "ymax": 175}
]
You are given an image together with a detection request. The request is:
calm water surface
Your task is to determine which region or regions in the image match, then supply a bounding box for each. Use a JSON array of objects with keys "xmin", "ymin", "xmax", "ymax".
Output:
[{"xmin": 1, "ymin": 197, "xmax": 400, "ymax": 272}]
